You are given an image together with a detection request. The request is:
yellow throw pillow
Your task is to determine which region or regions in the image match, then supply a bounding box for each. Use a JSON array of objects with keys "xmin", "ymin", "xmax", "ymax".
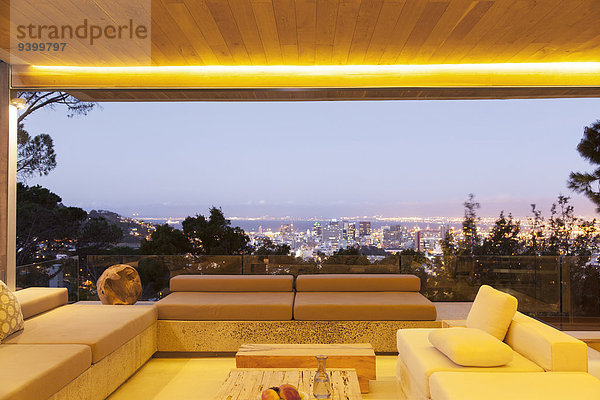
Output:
[
  {"xmin": 466, "ymin": 285, "xmax": 518, "ymax": 340},
  {"xmin": 0, "ymin": 280, "xmax": 24, "ymax": 342},
  {"xmin": 429, "ymin": 328, "xmax": 514, "ymax": 367}
]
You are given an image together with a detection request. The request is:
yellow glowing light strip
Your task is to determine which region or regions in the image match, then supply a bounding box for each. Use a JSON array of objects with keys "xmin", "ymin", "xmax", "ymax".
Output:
[
  {"xmin": 28, "ymin": 62, "xmax": 600, "ymax": 73},
  {"xmin": 11, "ymin": 62, "xmax": 600, "ymax": 89}
]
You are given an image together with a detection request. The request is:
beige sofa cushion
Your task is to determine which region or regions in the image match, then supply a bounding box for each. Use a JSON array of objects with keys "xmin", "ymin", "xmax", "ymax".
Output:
[
  {"xmin": 0, "ymin": 343, "xmax": 91, "ymax": 400},
  {"xmin": 397, "ymin": 328, "xmax": 543, "ymax": 398},
  {"xmin": 466, "ymin": 285, "xmax": 518, "ymax": 340},
  {"xmin": 296, "ymin": 274, "xmax": 421, "ymax": 292},
  {"xmin": 429, "ymin": 328, "xmax": 513, "ymax": 367},
  {"xmin": 157, "ymin": 292, "xmax": 294, "ymax": 320},
  {"xmin": 505, "ymin": 312, "xmax": 588, "ymax": 372},
  {"xmin": 3, "ymin": 303, "xmax": 157, "ymax": 363},
  {"xmin": 429, "ymin": 371, "xmax": 600, "ymax": 400},
  {"xmin": 170, "ymin": 275, "xmax": 293, "ymax": 292},
  {"xmin": 14, "ymin": 287, "xmax": 68, "ymax": 319},
  {"xmin": 294, "ymin": 292, "xmax": 436, "ymax": 321}
]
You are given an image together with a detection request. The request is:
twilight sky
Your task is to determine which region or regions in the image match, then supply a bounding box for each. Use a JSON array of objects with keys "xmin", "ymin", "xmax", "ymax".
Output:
[{"xmin": 23, "ymin": 98, "xmax": 600, "ymax": 219}]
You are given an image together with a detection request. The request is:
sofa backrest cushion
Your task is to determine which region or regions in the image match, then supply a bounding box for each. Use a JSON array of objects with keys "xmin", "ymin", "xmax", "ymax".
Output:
[
  {"xmin": 466, "ymin": 285, "xmax": 518, "ymax": 340},
  {"xmin": 295, "ymin": 274, "xmax": 421, "ymax": 292},
  {"xmin": 505, "ymin": 311, "xmax": 588, "ymax": 372},
  {"xmin": 14, "ymin": 287, "xmax": 68, "ymax": 320},
  {"xmin": 170, "ymin": 275, "xmax": 293, "ymax": 292}
]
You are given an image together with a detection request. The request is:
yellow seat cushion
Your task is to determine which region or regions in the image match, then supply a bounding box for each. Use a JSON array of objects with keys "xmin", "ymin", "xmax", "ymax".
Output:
[
  {"xmin": 156, "ymin": 292, "xmax": 294, "ymax": 320},
  {"xmin": 429, "ymin": 328, "xmax": 513, "ymax": 367},
  {"xmin": 430, "ymin": 372, "xmax": 600, "ymax": 400},
  {"xmin": 397, "ymin": 328, "xmax": 543, "ymax": 398},
  {"xmin": 466, "ymin": 285, "xmax": 518, "ymax": 340},
  {"xmin": 294, "ymin": 292, "xmax": 437, "ymax": 321},
  {"xmin": 3, "ymin": 303, "xmax": 157, "ymax": 363},
  {"xmin": 0, "ymin": 343, "xmax": 91, "ymax": 400}
]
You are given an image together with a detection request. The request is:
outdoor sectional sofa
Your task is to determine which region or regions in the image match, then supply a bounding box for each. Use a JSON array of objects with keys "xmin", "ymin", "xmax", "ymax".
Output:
[
  {"xmin": 154, "ymin": 274, "xmax": 438, "ymax": 354},
  {"xmin": 156, "ymin": 273, "xmax": 437, "ymax": 321},
  {"xmin": 396, "ymin": 285, "xmax": 600, "ymax": 400},
  {"xmin": 1, "ymin": 273, "xmax": 437, "ymax": 399},
  {"xmin": 0, "ymin": 288, "xmax": 157, "ymax": 400},
  {"xmin": 8, "ymin": 276, "xmax": 600, "ymax": 399}
]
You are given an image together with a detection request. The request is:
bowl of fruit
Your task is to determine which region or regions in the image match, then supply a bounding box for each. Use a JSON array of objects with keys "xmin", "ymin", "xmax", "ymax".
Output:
[{"xmin": 258, "ymin": 384, "xmax": 307, "ymax": 400}]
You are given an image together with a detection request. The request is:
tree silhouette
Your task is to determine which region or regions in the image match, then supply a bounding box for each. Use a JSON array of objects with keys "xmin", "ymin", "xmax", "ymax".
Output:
[
  {"xmin": 568, "ymin": 120, "xmax": 600, "ymax": 211},
  {"xmin": 77, "ymin": 217, "xmax": 123, "ymax": 252},
  {"xmin": 139, "ymin": 224, "xmax": 192, "ymax": 255},
  {"xmin": 253, "ymin": 237, "xmax": 290, "ymax": 255},
  {"xmin": 524, "ymin": 204, "xmax": 545, "ymax": 256},
  {"xmin": 459, "ymin": 193, "xmax": 481, "ymax": 255},
  {"xmin": 182, "ymin": 207, "xmax": 250, "ymax": 255},
  {"xmin": 17, "ymin": 183, "xmax": 87, "ymax": 264},
  {"xmin": 481, "ymin": 211, "xmax": 522, "ymax": 255},
  {"xmin": 16, "ymin": 91, "xmax": 97, "ymax": 181}
]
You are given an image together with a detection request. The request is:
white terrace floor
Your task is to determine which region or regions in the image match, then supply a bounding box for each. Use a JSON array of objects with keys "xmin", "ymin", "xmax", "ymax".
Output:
[{"xmin": 108, "ymin": 303, "xmax": 472, "ymax": 399}]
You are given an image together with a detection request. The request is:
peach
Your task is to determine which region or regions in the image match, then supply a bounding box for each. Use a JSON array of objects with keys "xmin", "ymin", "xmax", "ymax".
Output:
[
  {"xmin": 261, "ymin": 388, "xmax": 280, "ymax": 400},
  {"xmin": 278, "ymin": 385, "xmax": 300, "ymax": 400}
]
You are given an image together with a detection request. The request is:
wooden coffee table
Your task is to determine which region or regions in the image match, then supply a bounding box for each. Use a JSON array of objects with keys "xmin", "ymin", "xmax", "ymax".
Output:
[
  {"xmin": 213, "ymin": 368, "xmax": 362, "ymax": 400},
  {"xmin": 235, "ymin": 343, "xmax": 375, "ymax": 393}
]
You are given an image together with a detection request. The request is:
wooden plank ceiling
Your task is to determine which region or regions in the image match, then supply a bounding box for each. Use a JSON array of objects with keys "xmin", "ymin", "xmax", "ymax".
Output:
[
  {"xmin": 147, "ymin": 0, "xmax": 599, "ymax": 66},
  {"xmin": 3, "ymin": 0, "xmax": 600, "ymax": 100}
]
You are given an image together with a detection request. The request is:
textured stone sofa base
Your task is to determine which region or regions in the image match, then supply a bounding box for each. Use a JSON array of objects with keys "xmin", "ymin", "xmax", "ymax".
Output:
[{"xmin": 157, "ymin": 319, "xmax": 442, "ymax": 353}]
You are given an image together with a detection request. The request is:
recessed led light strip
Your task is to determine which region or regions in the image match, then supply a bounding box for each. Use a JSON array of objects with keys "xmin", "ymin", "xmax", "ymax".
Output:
[{"xmin": 11, "ymin": 62, "xmax": 600, "ymax": 89}]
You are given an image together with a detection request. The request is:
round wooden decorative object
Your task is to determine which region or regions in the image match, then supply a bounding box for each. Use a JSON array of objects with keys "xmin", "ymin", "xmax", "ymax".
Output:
[{"xmin": 97, "ymin": 264, "xmax": 142, "ymax": 305}]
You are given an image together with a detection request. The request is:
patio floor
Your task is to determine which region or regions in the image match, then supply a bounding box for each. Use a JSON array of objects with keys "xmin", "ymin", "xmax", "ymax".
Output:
[
  {"xmin": 108, "ymin": 355, "xmax": 404, "ymax": 400},
  {"xmin": 107, "ymin": 302, "xmax": 473, "ymax": 399}
]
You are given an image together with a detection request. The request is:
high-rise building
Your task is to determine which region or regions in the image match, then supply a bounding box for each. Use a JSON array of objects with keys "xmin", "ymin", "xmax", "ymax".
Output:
[
  {"xmin": 312, "ymin": 222, "xmax": 322, "ymax": 238},
  {"xmin": 383, "ymin": 224, "xmax": 405, "ymax": 247},
  {"xmin": 342, "ymin": 220, "xmax": 351, "ymax": 240},
  {"xmin": 359, "ymin": 221, "xmax": 371, "ymax": 237},
  {"xmin": 342, "ymin": 221, "xmax": 356, "ymax": 241},
  {"xmin": 280, "ymin": 223, "xmax": 293, "ymax": 236},
  {"xmin": 440, "ymin": 224, "xmax": 449, "ymax": 239},
  {"xmin": 323, "ymin": 220, "xmax": 342, "ymax": 248},
  {"xmin": 348, "ymin": 223, "xmax": 356, "ymax": 240}
]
